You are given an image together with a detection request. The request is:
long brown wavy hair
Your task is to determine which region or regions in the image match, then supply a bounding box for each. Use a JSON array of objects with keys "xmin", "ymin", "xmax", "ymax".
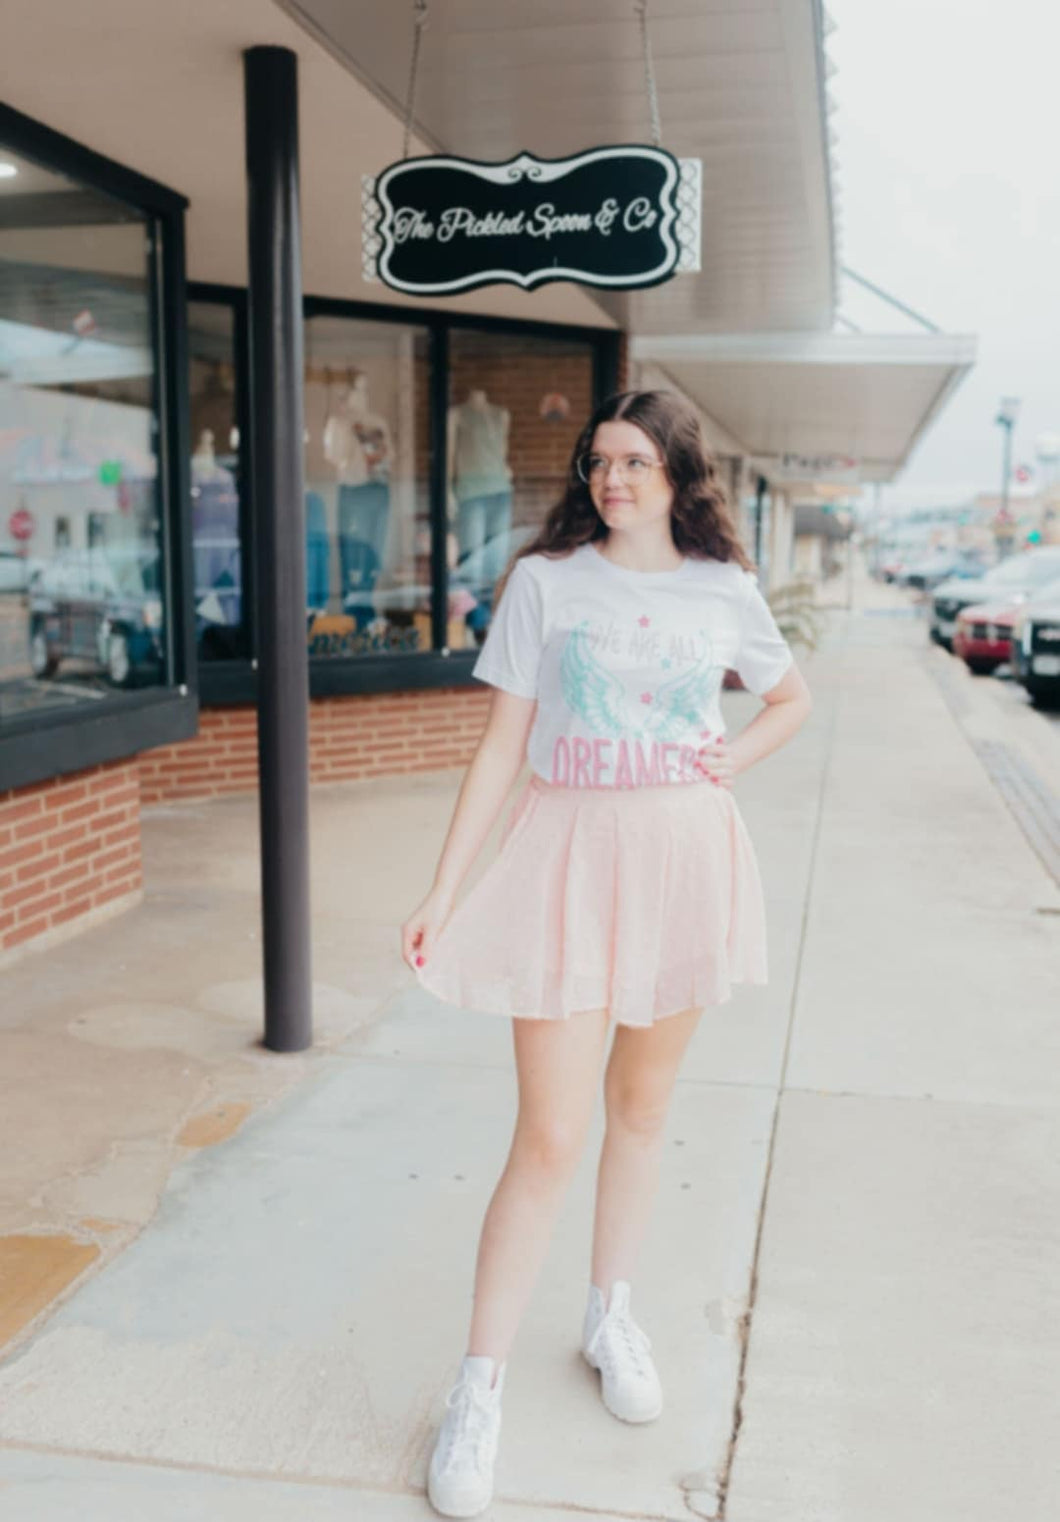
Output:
[{"xmin": 493, "ymin": 389, "xmax": 755, "ymax": 607}]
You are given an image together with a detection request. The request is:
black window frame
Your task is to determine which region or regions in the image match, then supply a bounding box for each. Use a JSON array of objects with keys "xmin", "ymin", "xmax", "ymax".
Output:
[
  {"xmin": 191, "ymin": 289, "xmax": 620, "ymax": 707},
  {"xmin": 0, "ymin": 103, "xmax": 197, "ymax": 794}
]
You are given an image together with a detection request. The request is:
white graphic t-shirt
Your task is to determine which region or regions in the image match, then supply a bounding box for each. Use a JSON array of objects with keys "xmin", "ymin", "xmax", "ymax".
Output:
[{"xmin": 471, "ymin": 541, "xmax": 795, "ymax": 789}]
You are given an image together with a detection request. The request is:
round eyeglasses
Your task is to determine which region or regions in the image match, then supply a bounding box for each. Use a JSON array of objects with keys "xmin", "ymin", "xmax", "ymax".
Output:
[{"xmin": 576, "ymin": 452, "xmax": 667, "ymax": 486}]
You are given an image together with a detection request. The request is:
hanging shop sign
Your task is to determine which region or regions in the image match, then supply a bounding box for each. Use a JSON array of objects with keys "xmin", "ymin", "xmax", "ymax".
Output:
[
  {"xmin": 364, "ymin": 146, "xmax": 700, "ymax": 297},
  {"xmin": 755, "ymin": 452, "xmax": 862, "ymax": 487}
]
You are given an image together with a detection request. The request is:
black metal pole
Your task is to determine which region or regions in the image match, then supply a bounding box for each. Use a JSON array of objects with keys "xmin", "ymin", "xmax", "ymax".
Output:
[
  {"xmin": 754, "ymin": 474, "xmax": 767, "ymax": 569},
  {"xmin": 243, "ymin": 45, "xmax": 312, "ymax": 1052},
  {"xmin": 429, "ymin": 324, "xmax": 449, "ymax": 652}
]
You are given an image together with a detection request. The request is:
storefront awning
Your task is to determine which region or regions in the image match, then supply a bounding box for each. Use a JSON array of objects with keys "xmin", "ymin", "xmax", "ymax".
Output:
[
  {"xmin": 281, "ymin": 0, "xmax": 837, "ymax": 334},
  {"xmin": 629, "ymin": 330, "xmax": 977, "ymax": 482}
]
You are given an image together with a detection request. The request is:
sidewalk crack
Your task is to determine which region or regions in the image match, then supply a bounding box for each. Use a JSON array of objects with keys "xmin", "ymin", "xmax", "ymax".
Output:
[{"xmin": 702, "ymin": 610, "xmax": 849, "ymax": 1520}]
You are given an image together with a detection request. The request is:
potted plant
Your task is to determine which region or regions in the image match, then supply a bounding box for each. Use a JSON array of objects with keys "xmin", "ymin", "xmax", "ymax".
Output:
[{"xmin": 723, "ymin": 575, "xmax": 826, "ymax": 688}]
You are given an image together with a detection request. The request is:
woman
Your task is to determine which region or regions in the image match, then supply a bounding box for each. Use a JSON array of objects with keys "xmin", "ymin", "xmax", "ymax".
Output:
[{"xmin": 401, "ymin": 390, "xmax": 813, "ymax": 1518}]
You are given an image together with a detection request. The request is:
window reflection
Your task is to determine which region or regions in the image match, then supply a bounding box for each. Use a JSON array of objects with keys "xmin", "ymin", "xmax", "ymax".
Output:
[
  {"xmin": 188, "ymin": 303, "xmax": 245, "ymax": 660},
  {"xmin": 0, "ymin": 150, "xmax": 164, "ymax": 722},
  {"xmin": 304, "ymin": 318, "xmax": 430, "ymax": 657},
  {"xmin": 448, "ymin": 330, "xmax": 595, "ymax": 645}
]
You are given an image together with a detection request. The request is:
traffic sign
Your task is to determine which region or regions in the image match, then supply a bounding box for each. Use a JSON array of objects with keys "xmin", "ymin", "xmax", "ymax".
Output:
[{"xmin": 8, "ymin": 507, "xmax": 35, "ymax": 542}]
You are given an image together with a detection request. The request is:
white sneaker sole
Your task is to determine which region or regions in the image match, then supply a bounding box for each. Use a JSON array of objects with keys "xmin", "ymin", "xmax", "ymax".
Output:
[
  {"xmin": 581, "ymin": 1346, "xmax": 663, "ymax": 1423},
  {"xmin": 427, "ymin": 1471, "xmax": 493, "ymax": 1519}
]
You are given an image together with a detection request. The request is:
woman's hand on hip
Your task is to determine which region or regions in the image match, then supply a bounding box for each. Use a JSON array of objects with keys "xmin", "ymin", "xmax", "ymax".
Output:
[{"xmin": 694, "ymin": 737, "xmax": 740, "ymax": 790}]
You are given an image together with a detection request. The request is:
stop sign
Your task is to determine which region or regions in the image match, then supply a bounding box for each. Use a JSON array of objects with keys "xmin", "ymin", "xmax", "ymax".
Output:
[{"xmin": 8, "ymin": 508, "xmax": 35, "ymax": 542}]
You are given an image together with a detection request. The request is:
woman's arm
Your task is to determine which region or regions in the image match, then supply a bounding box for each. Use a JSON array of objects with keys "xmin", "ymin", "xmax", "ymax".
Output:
[
  {"xmin": 695, "ymin": 663, "xmax": 812, "ymax": 788},
  {"xmin": 430, "ymin": 688, "xmax": 537, "ymax": 902},
  {"xmin": 728, "ymin": 662, "xmax": 812, "ymax": 777},
  {"xmin": 402, "ymin": 688, "xmax": 536, "ymax": 969}
]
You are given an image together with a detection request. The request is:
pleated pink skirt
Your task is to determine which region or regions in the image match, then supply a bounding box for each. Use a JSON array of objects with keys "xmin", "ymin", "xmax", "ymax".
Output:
[{"xmin": 414, "ymin": 771, "xmax": 769, "ymax": 1028}]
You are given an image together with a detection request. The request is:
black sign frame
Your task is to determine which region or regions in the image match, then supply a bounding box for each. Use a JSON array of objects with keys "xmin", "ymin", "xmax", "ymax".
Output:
[{"xmin": 372, "ymin": 144, "xmax": 684, "ymax": 298}]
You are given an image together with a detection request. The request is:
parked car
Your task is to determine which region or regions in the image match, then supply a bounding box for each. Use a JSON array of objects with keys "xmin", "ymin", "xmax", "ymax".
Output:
[
  {"xmin": 338, "ymin": 523, "xmax": 537, "ymax": 639},
  {"xmin": 27, "ymin": 548, "xmax": 164, "ymax": 687},
  {"xmin": 952, "ymin": 597, "xmax": 1018, "ymax": 675},
  {"xmin": 931, "ymin": 546, "xmax": 1060, "ymax": 649},
  {"xmin": 898, "ymin": 549, "xmax": 989, "ymax": 591},
  {"xmin": 0, "ymin": 549, "xmax": 42, "ymax": 594},
  {"xmin": 1010, "ymin": 576, "xmax": 1060, "ymax": 705}
]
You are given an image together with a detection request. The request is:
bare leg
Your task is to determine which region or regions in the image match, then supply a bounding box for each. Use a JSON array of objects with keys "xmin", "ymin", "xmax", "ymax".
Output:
[
  {"xmin": 466, "ymin": 1008, "xmax": 611, "ymax": 1367},
  {"xmin": 590, "ymin": 1007, "xmax": 702, "ymax": 1295}
]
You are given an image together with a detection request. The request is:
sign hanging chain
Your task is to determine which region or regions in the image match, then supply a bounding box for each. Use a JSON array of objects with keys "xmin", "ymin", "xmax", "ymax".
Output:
[
  {"xmin": 635, "ymin": 0, "xmax": 663, "ymax": 149},
  {"xmin": 402, "ymin": 0, "xmax": 430, "ymax": 160}
]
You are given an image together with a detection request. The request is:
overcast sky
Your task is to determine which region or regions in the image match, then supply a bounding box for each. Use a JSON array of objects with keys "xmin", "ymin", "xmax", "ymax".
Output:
[{"xmin": 828, "ymin": 0, "xmax": 1060, "ymax": 508}]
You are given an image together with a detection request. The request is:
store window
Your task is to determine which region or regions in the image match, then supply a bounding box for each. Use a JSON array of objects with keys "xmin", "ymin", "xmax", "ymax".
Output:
[
  {"xmin": 303, "ymin": 315, "xmax": 431, "ymax": 659},
  {"xmin": 448, "ymin": 329, "xmax": 595, "ymax": 645},
  {"xmin": 0, "ymin": 148, "xmax": 166, "ymax": 723},
  {"xmin": 189, "ymin": 299, "xmax": 247, "ymax": 661},
  {"xmin": 743, "ymin": 480, "xmax": 773, "ymax": 587}
]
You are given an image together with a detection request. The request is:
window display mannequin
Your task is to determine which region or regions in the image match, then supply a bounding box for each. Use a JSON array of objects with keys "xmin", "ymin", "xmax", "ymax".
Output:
[
  {"xmin": 448, "ymin": 388, "xmax": 512, "ymax": 505},
  {"xmin": 323, "ymin": 372, "xmax": 392, "ymax": 485},
  {"xmin": 191, "ymin": 426, "xmax": 223, "ymax": 478},
  {"xmin": 447, "ymin": 388, "xmax": 514, "ymax": 631},
  {"xmin": 323, "ymin": 372, "xmax": 392, "ymax": 624}
]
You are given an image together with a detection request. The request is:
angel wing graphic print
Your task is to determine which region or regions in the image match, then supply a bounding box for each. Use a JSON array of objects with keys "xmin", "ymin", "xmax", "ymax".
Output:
[
  {"xmin": 469, "ymin": 543, "xmax": 794, "ymax": 790},
  {"xmin": 557, "ymin": 617, "xmax": 726, "ymax": 787}
]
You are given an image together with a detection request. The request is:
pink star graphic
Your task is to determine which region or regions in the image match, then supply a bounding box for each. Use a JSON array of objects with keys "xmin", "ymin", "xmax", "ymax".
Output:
[
  {"xmin": 638, "ymin": 615, "xmax": 651, "ymax": 627},
  {"xmin": 641, "ymin": 692, "xmax": 653, "ymax": 704}
]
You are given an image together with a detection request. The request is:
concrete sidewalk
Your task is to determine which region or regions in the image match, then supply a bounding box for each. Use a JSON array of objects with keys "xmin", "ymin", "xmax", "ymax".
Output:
[{"xmin": 1, "ymin": 559, "xmax": 1058, "ymax": 1521}]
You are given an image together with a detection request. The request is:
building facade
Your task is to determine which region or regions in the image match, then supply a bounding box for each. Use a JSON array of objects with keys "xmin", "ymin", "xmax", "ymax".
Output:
[{"xmin": 0, "ymin": 0, "xmax": 974, "ymax": 962}]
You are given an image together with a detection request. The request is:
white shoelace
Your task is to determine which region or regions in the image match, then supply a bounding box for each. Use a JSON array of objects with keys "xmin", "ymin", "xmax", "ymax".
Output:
[
  {"xmin": 437, "ymin": 1377, "xmax": 497, "ymax": 1476},
  {"xmin": 589, "ymin": 1307, "xmax": 654, "ymax": 1380}
]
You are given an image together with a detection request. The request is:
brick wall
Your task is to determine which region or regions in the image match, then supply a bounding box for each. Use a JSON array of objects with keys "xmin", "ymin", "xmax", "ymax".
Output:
[
  {"xmin": 0, "ymin": 689, "xmax": 489, "ymax": 952},
  {"xmin": 139, "ymin": 686, "xmax": 491, "ymax": 805},
  {"xmin": 0, "ymin": 761, "xmax": 142, "ymax": 956}
]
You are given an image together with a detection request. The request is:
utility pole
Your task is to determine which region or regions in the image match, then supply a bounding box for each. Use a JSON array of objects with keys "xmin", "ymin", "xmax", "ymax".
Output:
[{"xmin": 994, "ymin": 396, "xmax": 1020, "ymax": 560}]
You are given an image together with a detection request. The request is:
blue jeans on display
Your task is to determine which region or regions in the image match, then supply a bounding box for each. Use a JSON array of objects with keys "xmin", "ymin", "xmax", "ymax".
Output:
[
  {"xmin": 339, "ymin": 481, "xmax": 389, "ymax": 628},
  {"xmin": 456, "ymin": 490, "xmax": 513, "ymax": 633},
  {"xmin": 305, "ymin": 490, "xmax": 330, "ymax": 609}
]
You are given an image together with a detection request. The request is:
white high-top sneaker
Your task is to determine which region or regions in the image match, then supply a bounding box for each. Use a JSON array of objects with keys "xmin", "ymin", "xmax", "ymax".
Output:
[
  {"xmin": 427, "ymin": 1355, "xmax": 505, "ymax": 1518},
  {"xmin": 581, "ymin": 1280, "xmax": 663, "ymax": 1423}
]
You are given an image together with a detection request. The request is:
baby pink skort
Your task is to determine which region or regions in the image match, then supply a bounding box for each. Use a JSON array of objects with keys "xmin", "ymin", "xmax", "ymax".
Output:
[{"xmin": 414, "ymin": 771, "xmax": 769, "ymax": 1028}]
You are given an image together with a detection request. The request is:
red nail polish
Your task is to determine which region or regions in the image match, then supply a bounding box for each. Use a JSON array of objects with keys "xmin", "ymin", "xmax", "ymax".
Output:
[{"xmin": 415, "ymin": 955, "xmax": 424, "ymax": 967}]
